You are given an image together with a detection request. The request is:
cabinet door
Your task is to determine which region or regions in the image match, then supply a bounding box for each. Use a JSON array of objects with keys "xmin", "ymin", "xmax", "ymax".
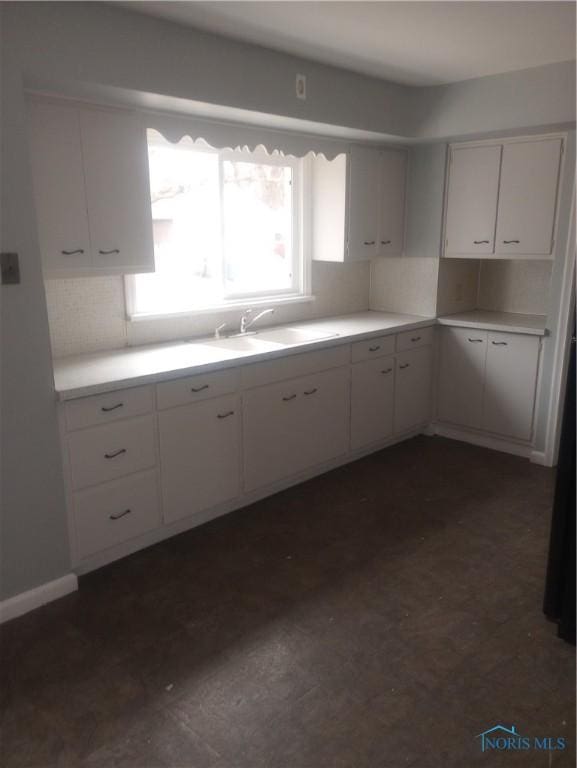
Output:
[
  {"xmin": 28, "ymin": 101, "xmax": 92, "ymax": 273},
  {"xmin": 347, "ymin": 146, "xmax": 379, "ymax": 260},
  {"xmin": 80, "ymin": 108, "xmax": 155, "ymax": 273},
  {"xmin": 394, "ymin": 347, "xmax": 432, "ymax": 434},
  {"xmin": 495, "ymin": 138, "xmax": 562, "ymax": 256},
  {"xmin": 159, "ymin": 394, "xmax": 241, "ymax": 524},
  {"xmin": 378, "ymin": 150, "xmax": 406, "ymax": 256},
  {"xmin": 243, "ymin": 367, "xmax": 349, "ymax": 492},
  {"xmin": 444, "ymin": 145, "xmax": 501, "ymax": 256},
  {"xmin": 437, "ymin": 327, "xmax": 487, "ymax": 429},
  {"xmin": 298, "ymin": 367, "xmax": 350, "ymax": 468},
  {"xmin": 351, "ymin": 357, "xmax": 394, "ymax": 450},
  {"xmin": 482, "ymin": 333, "xmax": 540, "ymax": 440}
]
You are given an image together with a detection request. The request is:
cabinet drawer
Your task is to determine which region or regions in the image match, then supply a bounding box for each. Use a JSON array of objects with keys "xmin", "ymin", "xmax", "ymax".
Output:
[
  {"xmin": 241, "ymin": 345, "xmax": 349, "ymax": 389},
  {"xmin": 351, "ymin": 335, "xmax": 395, "ymax": 363},
  {"xmin": 68, "ymin": 415, "xmax": 156, "ymax": 490},
  {"xmin": 74, "ymin": 470, "xmax": 160, "ymax": 559},
  {"xmin": 156, "ymin": 368, "xmax": 239, "ymax": 410},
  {"xmin": 396, "ymin": 326, "xmax": 434, "ymax": 352},
  {"xmin": 64, "ymin": 386, "xmax": 153, "ymax": 431}
]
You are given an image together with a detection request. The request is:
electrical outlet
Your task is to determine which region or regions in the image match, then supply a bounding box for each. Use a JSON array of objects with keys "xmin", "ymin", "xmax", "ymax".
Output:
[
  {"xmin": 1, "ymin": 252, "xmax": 20, "ymax": 285},
  {"xmin": 296, "ymin": 74, "xmax": 306, "ymax": 100}
]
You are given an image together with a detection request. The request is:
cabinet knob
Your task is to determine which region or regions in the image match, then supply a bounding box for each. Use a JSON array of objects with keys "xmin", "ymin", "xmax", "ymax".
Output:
[
  {"xmin": 61, "ymin": 249, "xmax": 85, "ymax": 255},
  {"xmin": 98, "ymin": 248, "xmax": 120, "ymax": 255},
  {"xmin": 491, "ymin": 341, "xmax": 508, "ymax": 346},
  {"xmin": 217, "ymin": 410, "xmax": 235, "ymax": 419},
  {"xmin": 368, "ymin": 345, "xmax": 381, "ymax": 352},
  {"xmin": 410, "ymin": 336, "xmax": 421, "ymax": 343},
  {"xmin": 399, "ymin": 363, "xmax": 410, "ymax": 369},
  {"xmin": 282, "ymin": 394, "xmax": 297, "ymax": 401},
  {"xmin": 191, "ymin": 384, "xmax": 209, "ymax": 393},
  {"xmin": 502, "ymin": 240, "xmax": 520, "ymax": 244},
  {"xmin": 380, "ymin": 368, "xmax": 393, "ymax": 374},
  {"xmin": 381, "ymin": 240, "xmax": 392, "ymax": 245},
  {"xmin": 109, "ymin": 509, "xmax": 131, "ymax": 521},
  {"xmin": 303, "ymin": 388, "xmax": 318, "ymax": 396},
  {"xmin": 363, "ymin": 240, "xmax": 376, "ymax": 246},
  {"xmin": 104, "ymin": 448, "xmax": 127, "ymax": 459},
  {"xmin": 473, "ymin": 240, "xmax": 489, "ymax": 245},
  {"xmin": 468, "ymin": 338, "xmax": 483, "ymax": 343}
]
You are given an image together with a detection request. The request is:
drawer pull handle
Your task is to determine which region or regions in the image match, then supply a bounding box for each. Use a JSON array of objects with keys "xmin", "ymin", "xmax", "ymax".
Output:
[
  {"xmin": 368, "ymin": 345, "xmax": 381, "ymax": 352},
  {"xmin": 468, "ymin": 338, "xmax": 483, "ymax": 343},
  {"xmin": 104, "ymin": 448, "xmax": 127, "ymax": 459},
  {"xmin": 380, "ymin": 368, "xmax": 393, "ymax": 374},
  {"xmin": 399, "ymin": 363, "xmax": 410, "ymax": 369},
  {"xmin": 491, "ymin": 341, "xmax": 508, "ymax": 346},
  {"xmin": 217, "ymin": 411, "xmax": 235, "ymax": 419},
  {"xmin": 381, "ymin": 240, "xmax": 392, "ymax": 245},
  {"xmin": 473, "ymin": 240, "xmax": 489, "ymax": 244},
  {"xmin": 282, "ymin": 394, "xmax": 297, "ymax": 401},
  {"xmin": 61, "ymin": 249, "xmax": 85, "ymax": 255},
  {"xmin": 410, "ymin": 336, "xmax": 421, "ymax": 342},
  {"xmin": 98, "ymin": 249, "xmax": 120, "ymax": 255},
  {"xmin": 304, "ymin": 388, "xmax": 318, "ymax": 396},
  {"xmin": 363, "ymin": 240, "xmax": 376, "ymax": 246},
  {"xmin": 502, "ymin": 240, "xmax": 520, "ymax": 244},
  {"xmin": 101, "ymin": 403, "xmax": 124, "ymax": 412},
  {"xmin": 191, "ymin": 384, "xmax": 209, "ymax": 393},
  {"xmin": 110, "ymin": 509, "xmax": 131, "ymax": 521}
]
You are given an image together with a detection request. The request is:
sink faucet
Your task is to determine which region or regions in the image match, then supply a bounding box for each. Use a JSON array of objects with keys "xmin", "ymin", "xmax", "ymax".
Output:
[{"xmin": 239, "ymin": 307, "xmax": 275, "ymax": 334}]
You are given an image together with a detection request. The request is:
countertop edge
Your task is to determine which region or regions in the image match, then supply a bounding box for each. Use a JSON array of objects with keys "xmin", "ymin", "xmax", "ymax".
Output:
[
  {"xmin": 436, "ymin": 317, "xmax": 547, "ymax": 336},
  {"xmin": 54, "ymin": 317, "xmax": 436, "ymax": 401}
]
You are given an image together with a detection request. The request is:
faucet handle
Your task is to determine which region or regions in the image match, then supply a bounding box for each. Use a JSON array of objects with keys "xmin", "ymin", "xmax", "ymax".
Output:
[{"xmin": 214, "ymin": 322, "xmax": 227, "ymax": 339}]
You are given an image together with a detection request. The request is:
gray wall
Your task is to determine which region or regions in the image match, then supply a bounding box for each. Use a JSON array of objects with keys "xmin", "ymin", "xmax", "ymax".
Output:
[{"xmin": 1, "ymin": 0, "xmax": 575, "ymax": 601}]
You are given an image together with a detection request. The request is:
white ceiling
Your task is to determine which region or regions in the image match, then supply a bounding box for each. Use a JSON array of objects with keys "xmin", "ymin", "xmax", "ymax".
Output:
[{"xmin": 119, "ymin": 1, "xmax": 576, "ymax": 86}]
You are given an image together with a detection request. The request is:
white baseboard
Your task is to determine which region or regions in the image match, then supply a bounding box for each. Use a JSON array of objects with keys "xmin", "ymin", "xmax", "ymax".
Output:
[
  {"xmin": 0, "ymin": 573, "xmax": 78, "ymax": 624},
  {"xmin": 432, "ymin": 422, "xmax": 532, "ymax": 459},
  {"xmin": 530, "ymin": 450, "xmax": 550, "ymax": 467}
]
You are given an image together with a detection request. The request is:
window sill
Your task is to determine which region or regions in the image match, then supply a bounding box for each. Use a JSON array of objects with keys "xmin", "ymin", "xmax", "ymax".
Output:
[{"xmin": 127, "ymin": 294, "xmax": 316, "ymax": 323}]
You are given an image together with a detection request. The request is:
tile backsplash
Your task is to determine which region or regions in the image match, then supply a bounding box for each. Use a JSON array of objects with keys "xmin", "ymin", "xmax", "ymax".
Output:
[{"xmin": 45, "ymin": 261, "xmax": 371, "ymax": 358}]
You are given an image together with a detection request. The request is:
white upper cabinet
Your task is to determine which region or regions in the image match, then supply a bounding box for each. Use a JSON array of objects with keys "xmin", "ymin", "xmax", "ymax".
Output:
[
  {"xmin": 378, "ymin": 149, "xmax": 406, "ymax": 256},
  {"xmin": 28, "ymin": 99, "xmax": 155, "ymax": 277},
  {"xmin": 495, "ymin": 138, "xmax": 562, "ymax": 257},
  {"xmin": 80, "ymin": 109, "xmax": 155, "ymax": 273},
  {"xmin": 443, "ymin": 135, "xmax": 563, "ymax": 260},
  {"xmin": 28, "ymin": 101, "xmax": 92, "ymax": 273},
  {"xmin": 444, "ymin": 145, "xmax": 501, "ymax": 256},
  {"xmin": 347, "ymin": 146, "xmax": 380, "ymax": 260}
]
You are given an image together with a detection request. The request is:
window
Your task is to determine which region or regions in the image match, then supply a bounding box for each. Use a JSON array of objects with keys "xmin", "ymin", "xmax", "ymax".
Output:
[{"xmin": 126, "ymin": 131, "xmax": 309, "ymax": 318}]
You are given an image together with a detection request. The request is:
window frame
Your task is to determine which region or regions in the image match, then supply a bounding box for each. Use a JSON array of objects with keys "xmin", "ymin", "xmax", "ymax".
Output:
[{"xmin": 125, "ymin": 138, "xmax": 312, "ymax": 321}]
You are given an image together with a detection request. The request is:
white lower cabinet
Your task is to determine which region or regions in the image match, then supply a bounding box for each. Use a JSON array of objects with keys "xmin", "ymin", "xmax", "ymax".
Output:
[
  {"xmin": 437, "ymin": 327, "xmax": 540, "ymax": 442},
  {"xmin": 158, "ymin": 394, "xmax": 241, "ymax": 524},
  {"xmin": 243, "ymin": 367, "xmax": 350, "ymax": 492},
  {"xmin": 394, "ymin": 347, "xmax": 433, "ymax": 434},
  {"xmin": 438, "ymin": 327, "xmax": 487, "ymax": 429},
  {"xmin": 482, "ymin": 332, "xmax": 540, "ymax": 440},
  {"xmin": 74, "ymin": 470, "xmax": 160, "ymax": 560},
  {"xmin": 351, "ymin": 357, "xmax": 394, "ymax": 450}
]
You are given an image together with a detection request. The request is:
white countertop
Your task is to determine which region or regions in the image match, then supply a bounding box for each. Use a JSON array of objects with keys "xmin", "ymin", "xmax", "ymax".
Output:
[
  {"xmin": 437, "ymin": 310, "xmax": 547, "ymax": 336},
  {"xmin": 53, "ymin": 311, "xmax": 435, "ymax": 401}
]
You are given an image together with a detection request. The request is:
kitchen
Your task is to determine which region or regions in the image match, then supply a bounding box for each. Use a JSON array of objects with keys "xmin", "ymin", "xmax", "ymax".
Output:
[{"xmin": 1, "ymin": 2, "xmax": 575, "ymax": 766}]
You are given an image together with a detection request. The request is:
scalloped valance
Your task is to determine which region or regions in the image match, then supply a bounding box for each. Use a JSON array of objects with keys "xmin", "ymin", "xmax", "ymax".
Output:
[{"xmin": 143, "ymin": 111, "xmax": 351, "ymax": 160}]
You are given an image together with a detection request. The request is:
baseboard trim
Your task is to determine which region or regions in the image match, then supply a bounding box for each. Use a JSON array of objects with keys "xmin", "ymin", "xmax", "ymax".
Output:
[
  {"xmin": 432, "ymin": 423, "xmax": 532, "ymax": 459},
  {"xmin": 0, "ymin": 574, "xmax": 78, "ymax": 624},
  {"xmin": 529, "ymin": 450, "xmax": 549, "ymax": 466}
]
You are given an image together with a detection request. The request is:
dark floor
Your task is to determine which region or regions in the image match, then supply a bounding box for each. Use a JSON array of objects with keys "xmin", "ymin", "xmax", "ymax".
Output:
[{"xmin": 1, "ymin": 436, "xmax": 574, "ymax": 768}]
